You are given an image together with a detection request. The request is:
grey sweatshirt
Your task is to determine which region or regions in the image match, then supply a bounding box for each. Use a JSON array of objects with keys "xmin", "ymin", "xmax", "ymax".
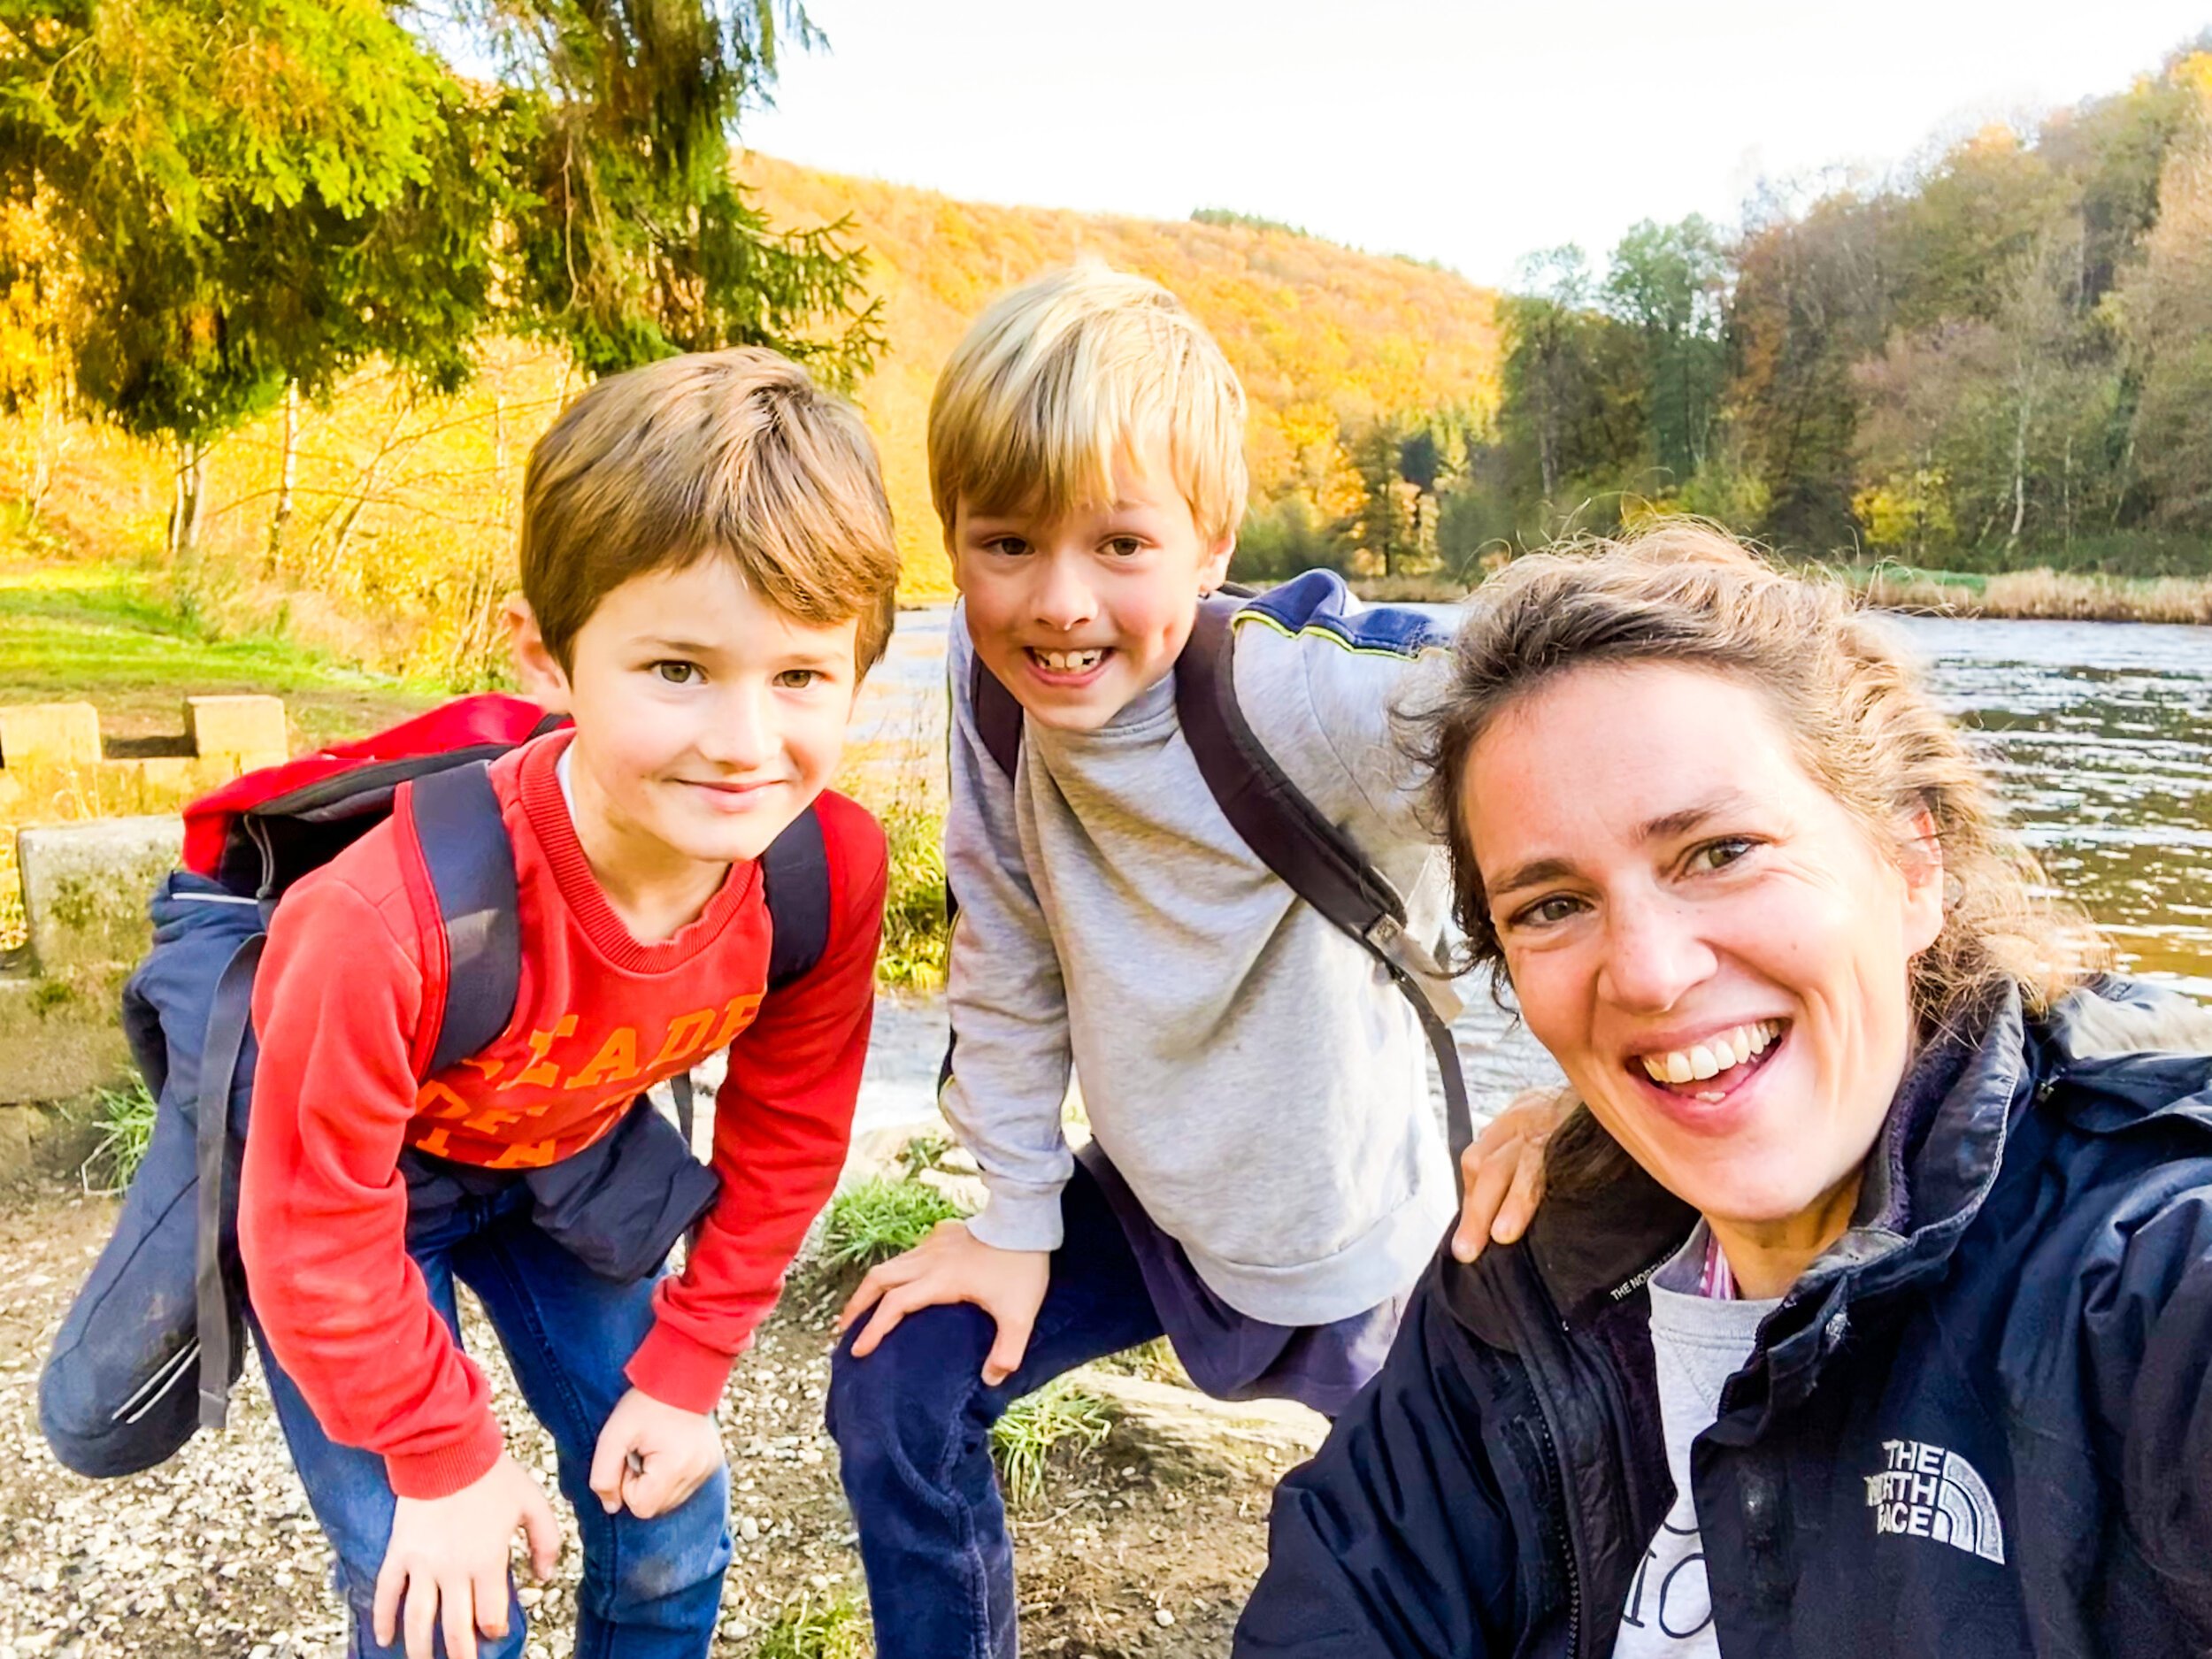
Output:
[{"xmin": 941, "ymin": 589, "xmax": 1458, "ymax": 1326}]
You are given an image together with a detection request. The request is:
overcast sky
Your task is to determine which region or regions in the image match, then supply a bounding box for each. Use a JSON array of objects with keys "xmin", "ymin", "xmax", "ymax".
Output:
[{"xmin": 738, "ymin": 0, "xmax": 2212, "ymax": 287}]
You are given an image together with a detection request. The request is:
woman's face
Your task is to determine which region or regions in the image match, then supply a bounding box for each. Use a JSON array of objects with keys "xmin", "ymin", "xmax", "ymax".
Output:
[{"xmin": 1463, "ymin": 662, "xmax": 1946, "ymax": 1236}]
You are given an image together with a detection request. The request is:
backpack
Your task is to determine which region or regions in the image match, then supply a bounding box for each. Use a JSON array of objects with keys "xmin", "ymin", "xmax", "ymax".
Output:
[
  {"xmin": 967, "ymin": 573, "xmax": 1473, "ymax": 1168},
  {"xmin": 39, "ymin": 694, "xmax": 832, "ymax": 1479}
]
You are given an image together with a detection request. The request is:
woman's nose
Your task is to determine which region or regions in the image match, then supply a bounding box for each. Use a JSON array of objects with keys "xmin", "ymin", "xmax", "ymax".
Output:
[{"xmin": 1597, "ymin": 892, "xmax": 1718, "ymax": 1014}]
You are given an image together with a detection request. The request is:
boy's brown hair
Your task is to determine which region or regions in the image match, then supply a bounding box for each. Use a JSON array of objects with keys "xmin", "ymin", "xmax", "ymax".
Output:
[{"xmin": 521, "ymin": 348, "xmax": 899, "ymax": 674}]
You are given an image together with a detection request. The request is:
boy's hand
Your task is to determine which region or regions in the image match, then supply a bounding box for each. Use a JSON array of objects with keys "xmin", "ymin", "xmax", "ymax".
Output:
[
  {"xmin": 372, "ymin": 1451, "xmax": 559, "ymax": 1659},
  {"xmin": 1451, "ymin": 1087, "xmax": 1571, "ymax": 1263},
  {"xmin": 588, "ymin": 1387, "xmax": 726, "ymax": 1520},
  {"xmin": 837, "ymin": 1219, "xmax": 1050, "ymax": 1386}
]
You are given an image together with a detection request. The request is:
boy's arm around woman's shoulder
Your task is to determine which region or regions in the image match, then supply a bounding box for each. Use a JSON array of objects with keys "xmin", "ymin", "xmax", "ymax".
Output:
[
  {"xmin": 240, "ymin": 865, "xmax": 507, "ymax": 1501},
  {"xmin": 627, "ymin": 789, "xmax": 890, "ymax": 1410},
  {"xmin": 937, "ymin": 607, "xmax": 1079, "ymax": 1255}
]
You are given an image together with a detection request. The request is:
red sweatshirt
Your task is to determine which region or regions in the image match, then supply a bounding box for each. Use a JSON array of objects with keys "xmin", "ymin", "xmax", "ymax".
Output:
[{"xmin": 239, "ymin": 731, "xmax": 886, "ymax": 1500}]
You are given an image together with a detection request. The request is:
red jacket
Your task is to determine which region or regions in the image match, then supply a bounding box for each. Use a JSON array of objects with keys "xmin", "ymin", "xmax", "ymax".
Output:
[{"xmin": 240, "ymin": 732, "xmax": 885, "ymax": 1499}]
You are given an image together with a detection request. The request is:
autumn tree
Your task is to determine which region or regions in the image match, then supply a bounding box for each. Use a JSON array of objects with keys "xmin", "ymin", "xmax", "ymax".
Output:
[{"xmin": 0, "ymin": 1, "xmax": 499, "ymax": 555}]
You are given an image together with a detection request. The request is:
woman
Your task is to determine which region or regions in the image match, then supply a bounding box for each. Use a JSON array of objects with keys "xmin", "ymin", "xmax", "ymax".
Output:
[{"xmin": 1233, "ymin": 525, "xmax": 2212, "ymax": 1657}]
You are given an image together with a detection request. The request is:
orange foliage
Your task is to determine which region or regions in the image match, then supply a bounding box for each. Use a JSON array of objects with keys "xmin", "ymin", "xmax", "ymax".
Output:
[{"xmin": 744, "ymin": 155, "xmax": 1502, "ymax": 595}]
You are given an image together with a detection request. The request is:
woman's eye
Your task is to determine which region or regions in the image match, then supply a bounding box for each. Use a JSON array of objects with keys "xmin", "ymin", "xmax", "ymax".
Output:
[
  {"xmin": 1511, "ymin": 895, "xmax": 1586, "ymax": 929},
  {"xmin": 653, "ymin": 661, "xmax": 701, "ymax": 686},
  {"xmin": 1689, "ymin": 837, "xmax": 1756, "ymax": 873}
]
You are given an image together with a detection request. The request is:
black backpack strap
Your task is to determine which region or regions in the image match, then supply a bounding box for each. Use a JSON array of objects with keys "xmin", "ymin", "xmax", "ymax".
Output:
[
  {"xmin": 668, "ymin": 803, "xmax": 830, "ymax": 1151},
  {"xmin": 971, "ymin": 652, "xmax": 1025, "ymax": 780},
  {"xmin": 405, "ymin": 761, "xmax": 525, "ymax": 1077},
  {"xmin": 1174, "ymin": 596, "xmax": 1474, "ymax": 1170},
  {"xmin": 195, "ymin": 931, "xmax": 264, "ymax": 1431}
]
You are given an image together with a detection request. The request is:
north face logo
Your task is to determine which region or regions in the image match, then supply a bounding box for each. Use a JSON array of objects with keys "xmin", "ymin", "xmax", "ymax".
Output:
[{"xmin": 1864, "ymin": 1439, "xmax": 2005, "ymax": 1563}]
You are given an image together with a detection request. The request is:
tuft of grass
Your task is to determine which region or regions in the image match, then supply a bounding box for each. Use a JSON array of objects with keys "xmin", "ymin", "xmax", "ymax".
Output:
[
  {"xmin": 749, "ymin": 1592, "xmax": 871, "ymax": 1659},
  {"xmin": 895, "ymin": 1131, "xmax": 952, "ymax": 1179},
  {"xmin": 820, "ymin": 1174, "xmax": 964, "ymax": 1271},
  {"xmin": 992, "ymin": 1379, "xmax": 1115, "ymax": 1505},
  {"xmin": 80, "ymin": 1079, "xmax": 158, "ymax": 1194}
]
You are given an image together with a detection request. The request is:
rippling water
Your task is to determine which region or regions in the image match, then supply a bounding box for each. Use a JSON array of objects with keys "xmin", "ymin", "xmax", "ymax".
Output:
[{"xmin": 859, "ymin": 603, "xmax": 2211, "ymax": 1113}]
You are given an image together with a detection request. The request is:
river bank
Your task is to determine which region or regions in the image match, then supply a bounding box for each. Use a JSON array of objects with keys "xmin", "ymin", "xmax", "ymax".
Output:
[{"xmin": 1353, "ymin": 563, "xmax": 2212, "ymax": 625}]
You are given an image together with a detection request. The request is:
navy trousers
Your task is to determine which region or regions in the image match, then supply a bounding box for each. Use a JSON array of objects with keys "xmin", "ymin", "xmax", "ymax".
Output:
[
  {"xmin": 826, "ymin": 1161, "xmax": 1164, "ymax": 1659},
  {"xmin": 256, "ymin": 1179, "xmax": 732, "ymax": 1658}
]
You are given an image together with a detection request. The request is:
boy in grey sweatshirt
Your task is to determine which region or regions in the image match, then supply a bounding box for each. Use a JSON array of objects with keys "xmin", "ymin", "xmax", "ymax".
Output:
[{"xmin": 826, "ymin": 264, "xmax": 1539, "ymax": 1659}]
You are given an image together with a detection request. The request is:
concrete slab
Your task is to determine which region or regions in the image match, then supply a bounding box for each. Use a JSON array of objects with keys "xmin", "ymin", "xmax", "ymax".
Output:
[
  {"xmin": 0, "ymin": 702, "xmax": 102, "ymax": 768},
  {"xmin": 17, "ymin": 817, "xmax": 181, "ymax": 972}
]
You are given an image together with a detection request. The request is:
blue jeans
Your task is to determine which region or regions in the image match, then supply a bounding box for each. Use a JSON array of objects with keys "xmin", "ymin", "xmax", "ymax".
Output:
[
  {"xmin": 826, "ymin": 1161, "xmax": 1164, "ymax": 1659},
  {"xmin": 255, "ymin": 1178, "xmax": 732, "ymax": 1658}
]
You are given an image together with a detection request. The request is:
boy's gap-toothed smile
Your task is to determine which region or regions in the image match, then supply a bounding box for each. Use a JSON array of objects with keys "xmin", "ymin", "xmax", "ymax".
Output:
[{"xmin": 1027, "ymin": 647, "xmax": 1109, "ymax": 672}]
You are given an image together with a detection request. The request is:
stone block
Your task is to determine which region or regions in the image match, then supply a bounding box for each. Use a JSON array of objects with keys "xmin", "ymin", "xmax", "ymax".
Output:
[
  {"xmin": 0, "ymin": 966, "xmax": 134, "ymax": 1107},
  {"xmin": 17, "ymin": 816, "xmax": 181, "ymax": 972},
  {"xmin": 0, "ymin": 702, "xmax": 101, "ymax": 768},
  {"xmin": 188, "ymin": 695, "xmax": 288, "ymax": 770}
]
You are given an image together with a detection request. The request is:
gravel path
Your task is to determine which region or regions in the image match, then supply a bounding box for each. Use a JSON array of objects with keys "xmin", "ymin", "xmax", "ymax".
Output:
[{"xmin": 1, "ymin": 1177, "xmax": 1318, "ymax": 1658}]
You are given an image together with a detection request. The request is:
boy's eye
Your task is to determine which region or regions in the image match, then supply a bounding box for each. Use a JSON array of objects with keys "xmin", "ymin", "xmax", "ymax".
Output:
[
  {"xmin": 1102, "ymin": 535, "xmax": 1145, "ymax": 558},
  {"xmin": 773, "ymin": 668, "xmax": 822, "ymax": 689},
  {"xmin": 984, "ymin": 535, "xmax": 1030, "ymax": 557},
  {"xmin": 653, "ymin": 661, "xmax": 702, "ymax": 686}
]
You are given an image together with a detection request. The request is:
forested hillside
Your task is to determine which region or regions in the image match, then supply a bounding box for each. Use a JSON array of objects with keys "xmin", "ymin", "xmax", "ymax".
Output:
[{"xmin": 745, "ymin": 156, "xmax": 1502, "ymax": 593}]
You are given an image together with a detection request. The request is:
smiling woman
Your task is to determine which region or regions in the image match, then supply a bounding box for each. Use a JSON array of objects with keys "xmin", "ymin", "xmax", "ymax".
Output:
[{"xmin": 1233, "ymin": 524, "xmax": 2212, "ymax": 1659}]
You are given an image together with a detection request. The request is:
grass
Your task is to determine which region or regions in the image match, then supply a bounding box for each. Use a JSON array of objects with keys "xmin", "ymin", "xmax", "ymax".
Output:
[
  {"xmin": 748, "ymin": 1592, "xmax": 872, "ymax": 1659},
  {"xmin": 0, "ymin": 556, "xmax": 440, "ymax": 748},
  {"xmin": 992, "ymin": 1379, "xmax": 1116, "ymax": 1505},
  {"xmin": 818, "ymin": 1174, "xmax": 965, "ymax": 1271},
  {"xmin": 79, "ymin": 1079, "xmax": 157, "ymax": 1194},
  {"xmin": 1855, "ymin": 564, "xmax": 2212, "ymax": 624}
]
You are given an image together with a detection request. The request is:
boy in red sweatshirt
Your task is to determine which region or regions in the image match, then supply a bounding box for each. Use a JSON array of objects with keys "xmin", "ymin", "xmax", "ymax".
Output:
[{"xmin": 239, "ymin": 348, "xmax": 897, "ymax": 1659}]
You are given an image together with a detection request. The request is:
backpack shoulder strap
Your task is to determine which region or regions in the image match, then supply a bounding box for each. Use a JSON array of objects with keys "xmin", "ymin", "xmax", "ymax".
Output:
[
  {"xmin": 1174, "ymin": 594, "xmax": 1474, "ymax": 1166},
  {"xmin": 761, "ymin": 803, "xmax": 830, "ymax": 991},
  {"xmin": 402, "ymin": 761, "xmax": 524, "ymax": 1078},
  {"xmin": 970, "ymin": 650, "xmax": 1025, "ymax": 780}
]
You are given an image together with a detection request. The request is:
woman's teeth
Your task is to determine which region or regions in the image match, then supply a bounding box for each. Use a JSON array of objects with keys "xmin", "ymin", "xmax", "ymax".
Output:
[
  {"xmin": 1639, "ymin": 1019, "xmax": 1781, "ymax": 1087},
  {"xmin": 1033, "ymin": 648, "xmax": 1104, "ymax": 672}
]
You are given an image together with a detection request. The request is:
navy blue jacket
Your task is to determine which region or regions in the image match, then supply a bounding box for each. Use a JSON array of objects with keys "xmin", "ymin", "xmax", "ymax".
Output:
[{"xmin": 1235, "ymin": 982, "xmax": 2212, "ymax": 1657}]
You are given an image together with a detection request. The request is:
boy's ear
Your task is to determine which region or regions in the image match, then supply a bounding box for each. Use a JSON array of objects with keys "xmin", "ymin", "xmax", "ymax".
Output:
[
  {"xmin": 506, "ymin": 597, "xmax": 572, "ymax": 714},
  {"xmin": 1199, "ymin": 531, "xmax": 1236, "ymax": 595}
]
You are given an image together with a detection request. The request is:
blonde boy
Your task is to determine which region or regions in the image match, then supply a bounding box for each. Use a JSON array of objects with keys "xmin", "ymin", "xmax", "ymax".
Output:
[{"xmin": 826, "ymin": 265, "xmax": 1475, "ymax": 1658}]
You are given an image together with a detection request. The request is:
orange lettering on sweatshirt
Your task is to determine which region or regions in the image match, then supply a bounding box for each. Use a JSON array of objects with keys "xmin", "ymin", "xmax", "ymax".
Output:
[
  {"xmin": 500, "ymin": 1014, "xmax": 579, "ymax": 1090},
  {"xmin": 564, "ymin": 1026, "xmax": 640, "ymax": 1090},
  {"xmin": 651, "ymin": 1009, "xmax": 716, "ymax": 1069},
  {"xmin": 707, "ymin": 993, "xmax": 764, "ymax": 1050}
]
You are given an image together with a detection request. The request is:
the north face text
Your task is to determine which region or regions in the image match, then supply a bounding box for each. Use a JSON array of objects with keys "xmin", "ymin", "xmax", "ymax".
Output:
[{"xmin": 1865, "ymin": 1439, "xmax": 2006, "ymax": 1563}]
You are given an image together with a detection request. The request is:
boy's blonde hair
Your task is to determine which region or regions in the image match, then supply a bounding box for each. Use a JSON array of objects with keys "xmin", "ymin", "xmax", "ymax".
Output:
[
  {"xmin": 522, "ymin": 348, "xmax": 899, "ymax": 675},
  {"xmin": 928, "ymin": 264, "xmax": 1248, "ymax": 545}
]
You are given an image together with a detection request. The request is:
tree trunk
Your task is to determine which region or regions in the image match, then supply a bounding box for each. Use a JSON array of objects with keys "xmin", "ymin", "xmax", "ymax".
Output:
[
  {"xmin": 2008, "ymin": 390, "xmax": 2032, "ymax": 545},
  {"xmin": 169, "ymin": 438, "xmax": 208, "ymax": 560},
  {"xmin": 265, "ymin": 382, "xmax": 299, "ymax": 572}
]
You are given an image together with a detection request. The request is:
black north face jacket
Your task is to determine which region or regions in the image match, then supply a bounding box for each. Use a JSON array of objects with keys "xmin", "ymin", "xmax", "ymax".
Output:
[{"xmin": 1234, "ymin": 982, "xmax": 2212, "ymax": 1657}]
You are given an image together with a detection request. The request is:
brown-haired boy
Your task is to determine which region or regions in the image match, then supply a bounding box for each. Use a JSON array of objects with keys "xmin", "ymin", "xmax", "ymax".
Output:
[{"xmin": 240, "ymin": 348, "xmax": 897, "ymax": 1659}]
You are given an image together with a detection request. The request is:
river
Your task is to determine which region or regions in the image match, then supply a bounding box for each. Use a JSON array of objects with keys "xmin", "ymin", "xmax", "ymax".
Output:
[{"xmin": 851, "ymin": 603, "xmax": 2211, "ymax": 1126}]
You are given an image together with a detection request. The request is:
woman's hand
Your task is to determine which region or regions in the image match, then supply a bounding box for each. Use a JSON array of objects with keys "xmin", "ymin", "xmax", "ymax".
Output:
[
  {"xmin": 588, "ymin": 1388, "xmax": 725, "ymax": 1520},
  {"xmin": 838, "ymin": 1219, "xmax": 1051, "ymax": 1386},
  {"xmin": 1451, "ymin": 1087, "xmax": 1570, "ymax": 1263},
  {"xmin": 372, "ymin": 1451, "xmax": 560, "ymax": 1659}
]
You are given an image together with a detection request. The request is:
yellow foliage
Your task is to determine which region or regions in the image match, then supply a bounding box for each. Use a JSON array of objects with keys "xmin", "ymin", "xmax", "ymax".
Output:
[
  {"xmin": 4, "ymin": 155, "xmax": 1502, "ymax": 677},
  {"xmin": 1854, "ymin": 471, "xmax": 1956, "ymax": 550}
]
